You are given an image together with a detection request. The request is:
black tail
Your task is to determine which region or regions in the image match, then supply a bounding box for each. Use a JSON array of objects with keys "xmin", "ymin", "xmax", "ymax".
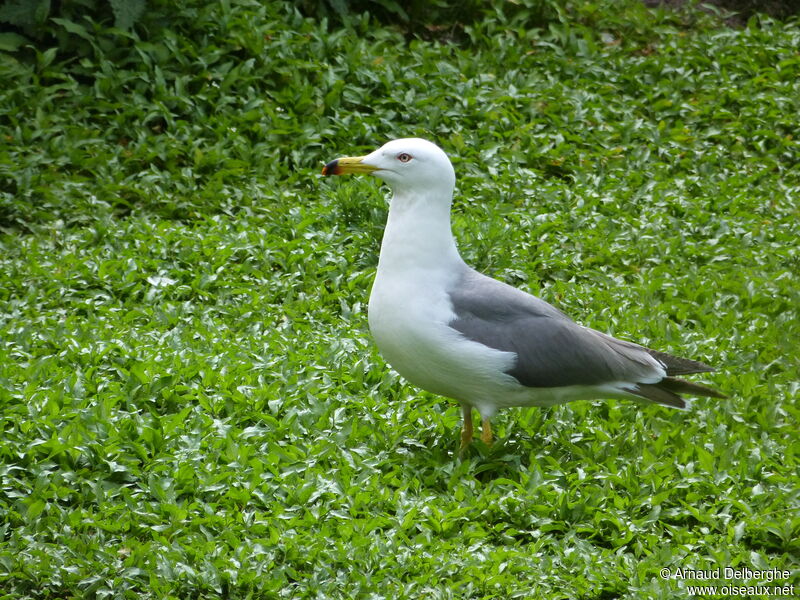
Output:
[
  {"xmin": 645, "ymin": 348, "xmax": 715, "ymax": 376},
  {"xmin": 625, "ymin": 349, "xmax": 727, "ymax": 409},
  {"xmin": 625, "ymin": 376, "xmax": 727, "ymax": 409}
]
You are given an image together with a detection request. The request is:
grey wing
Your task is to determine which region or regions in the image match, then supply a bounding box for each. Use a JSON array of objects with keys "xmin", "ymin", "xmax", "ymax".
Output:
[{"xmin": 447, "ymin": 270, "xmax": 663, "ymax": 388}]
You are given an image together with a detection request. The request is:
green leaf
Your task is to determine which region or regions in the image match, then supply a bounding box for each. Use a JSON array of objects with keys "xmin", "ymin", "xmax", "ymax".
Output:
[
  {"xmin": 26, "ymin": 499, "xmax": 46, "ymax": 521},
  {"xmin": 0, "ymin": 32, "xmax": 28, "ymax": 51},
  {"xmin": 0, "ymin": 0, "xmax": 45, "ymax": 26},
  {"xmin": 109, "ymin": 0, "xmax": 146, "ymax": 31},
  {"xmin": 51, "ymin": 17, "xmax": 93, "ymax": 41}
]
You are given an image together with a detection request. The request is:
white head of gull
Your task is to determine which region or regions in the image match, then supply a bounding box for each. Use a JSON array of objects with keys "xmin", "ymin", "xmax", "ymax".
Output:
[{"xmin": 323, "ymin": 138, "xmax": 726, "ymax": 450}]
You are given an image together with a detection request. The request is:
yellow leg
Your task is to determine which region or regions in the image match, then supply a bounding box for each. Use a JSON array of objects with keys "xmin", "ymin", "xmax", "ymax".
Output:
[
  {"xmin": 480, "ymin": 418, "xmax": 493, "ymax": 445},
  {"xmin": 460, "ymin": 405, "xmax": 473, "ymax": 451}
]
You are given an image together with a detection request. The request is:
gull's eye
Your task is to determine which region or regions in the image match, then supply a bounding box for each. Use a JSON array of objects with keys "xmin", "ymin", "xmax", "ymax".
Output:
[{"xmin": 397, "ymin": 153, "xmax": 412, "ymax": 163}]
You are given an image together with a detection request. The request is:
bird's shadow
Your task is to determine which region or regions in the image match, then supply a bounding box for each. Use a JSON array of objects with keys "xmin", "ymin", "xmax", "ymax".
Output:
[
  {"xmin": 384, "ymin": 402, "xmax": 555, "ymax": 486},
  {"xmin": 394, "ymin": 428, "xmax": 536, "ymax": 487},
  {"xmin": 458, "ymin": 436, "xmax": 533, "ymax": 483}
]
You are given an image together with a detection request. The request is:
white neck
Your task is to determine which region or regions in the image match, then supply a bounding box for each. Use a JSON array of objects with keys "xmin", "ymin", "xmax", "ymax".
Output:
[{"xmin": 376, "ymin": 188, "xmax": 463, "ymax": 277}]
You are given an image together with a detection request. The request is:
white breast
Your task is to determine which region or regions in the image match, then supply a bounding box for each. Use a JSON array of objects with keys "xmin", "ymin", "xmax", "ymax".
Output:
[{"xmin": 367, "ymin": 268, "xmax": 519, "ymax": 406}]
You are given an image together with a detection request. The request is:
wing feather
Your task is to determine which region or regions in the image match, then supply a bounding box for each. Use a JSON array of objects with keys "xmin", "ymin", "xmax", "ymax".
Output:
[{"xmin": 447, "ymin": 269, "xmax": 725, "ymax": 405}]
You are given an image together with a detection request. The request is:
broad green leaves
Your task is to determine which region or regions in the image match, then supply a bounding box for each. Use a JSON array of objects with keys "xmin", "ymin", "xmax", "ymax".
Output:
[{"xmin": 0, "ymin": 1, "xmax": 798, "ymax": 598}]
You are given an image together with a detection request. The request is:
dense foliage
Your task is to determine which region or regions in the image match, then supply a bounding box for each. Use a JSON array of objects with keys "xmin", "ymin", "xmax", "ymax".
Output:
[{"xmin": 0, "ymin": 1, "xmax": 798, "ymax": 598}]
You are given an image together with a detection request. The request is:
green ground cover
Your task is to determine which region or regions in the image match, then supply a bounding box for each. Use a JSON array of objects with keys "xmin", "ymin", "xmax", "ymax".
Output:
[{"xmin": 0, "ymin": 1, "xmax": 798, "ymax": 598}]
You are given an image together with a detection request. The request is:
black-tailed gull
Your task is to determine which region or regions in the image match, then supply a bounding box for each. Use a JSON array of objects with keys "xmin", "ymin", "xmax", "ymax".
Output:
[{"xmin": 322, "ymin": 138, "xmax": 726, "ymax": 449}]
